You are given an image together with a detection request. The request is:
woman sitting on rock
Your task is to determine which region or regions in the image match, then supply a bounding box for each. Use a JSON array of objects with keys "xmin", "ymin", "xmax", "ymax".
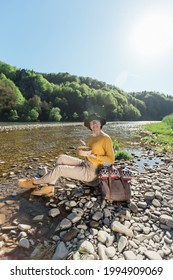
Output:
[{"xmin": 18, "ymin": 114, "xmax": 115, "ymax": 196}]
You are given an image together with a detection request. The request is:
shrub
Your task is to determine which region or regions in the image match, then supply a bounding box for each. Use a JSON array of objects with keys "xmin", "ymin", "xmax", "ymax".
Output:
[
  {"xmin": 115, "ymin": 150, "xmax": 132, "ymax": 160},
  {"xmin": 162, "ymin": 114, "xmax": 173, "ymax": 129}
]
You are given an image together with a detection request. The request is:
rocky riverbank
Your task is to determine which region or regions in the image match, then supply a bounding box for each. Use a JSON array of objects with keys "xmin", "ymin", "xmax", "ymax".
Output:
[{"xmin": 1, "ymin": 148, "xmax": 173, "ymax": 260}]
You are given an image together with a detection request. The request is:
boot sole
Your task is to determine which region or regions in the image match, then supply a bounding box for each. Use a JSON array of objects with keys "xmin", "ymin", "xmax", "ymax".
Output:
[
  {"xmin": 31, "ymin": 191, "xmax": 54, "ymax": 197},
  {"xmin": 31, "ymin": 186, "xmax": 55, "ymax": 197}
]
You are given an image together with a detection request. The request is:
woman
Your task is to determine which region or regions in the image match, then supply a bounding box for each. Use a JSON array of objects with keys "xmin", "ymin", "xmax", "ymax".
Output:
[{"xmin": 18, "ymin": 114, "xmax": 115, "ymax": 196}]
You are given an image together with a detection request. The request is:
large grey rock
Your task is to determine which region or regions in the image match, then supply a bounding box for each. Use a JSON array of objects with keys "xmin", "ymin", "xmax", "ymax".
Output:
[
  {"xmin": 160, "ymin": 215, "xmax": 173, "ymax": 228},
  {"xmin": 52, "ymin": 241, "xmax": 69, "ymax": 260}
]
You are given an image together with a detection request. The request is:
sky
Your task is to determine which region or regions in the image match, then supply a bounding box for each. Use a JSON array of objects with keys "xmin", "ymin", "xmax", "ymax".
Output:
[{"xmin": 1, "ymin": 0, "xmax": 173, "ymax": 96}]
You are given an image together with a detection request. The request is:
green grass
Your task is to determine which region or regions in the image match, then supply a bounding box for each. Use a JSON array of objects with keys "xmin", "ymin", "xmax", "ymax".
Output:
[
  {"xmin": 112, "ymin": 139, "xmax": 121, "ymax": 150},
  {"xmin": 142, "ymin": 121, "xmax": 173, "ymax": 150},
  {"xmin": 144, "ymin": 122, "xmax": 172, "ymax": 135}
]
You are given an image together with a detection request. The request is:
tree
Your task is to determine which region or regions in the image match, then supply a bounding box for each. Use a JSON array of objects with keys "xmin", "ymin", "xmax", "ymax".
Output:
[
  {"xmin": 8, "ymin": 109, "xmax": 19, "ymax": 121},
  {"xmin": 73, "ymin": 112, "xmax": 78, "ymax": 120},
  {"xmin": 28, "ymin": 108, "xmax": 39, "ymax": 121},
  {"xmin": 123, "ymin": 104, "xmax": 141, "ymax": 120},
  {"xmin": 0, "ymin": 60, "xmax": 17, "ymax": 80},
  {"xmin": 0, "ymin": 73, "xmax": 25, "ymax": 108},
  {"xmin": 49, "ymin": 107, "xmax": 62, "ymax": 122},
  {"xmin": 28, "ymin": 95, "xmax": 42, "ymax": 114}
]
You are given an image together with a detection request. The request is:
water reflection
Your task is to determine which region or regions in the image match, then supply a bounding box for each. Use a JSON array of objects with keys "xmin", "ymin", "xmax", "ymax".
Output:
[{"xmin": 123, "ymin": 147, "xmax": 164, "ymax": 173}]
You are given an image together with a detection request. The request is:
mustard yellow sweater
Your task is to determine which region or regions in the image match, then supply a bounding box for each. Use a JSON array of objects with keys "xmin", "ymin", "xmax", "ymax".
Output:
[{"xmin": 87, "ymin": 131, "xmax": 115, "ymax": 167}]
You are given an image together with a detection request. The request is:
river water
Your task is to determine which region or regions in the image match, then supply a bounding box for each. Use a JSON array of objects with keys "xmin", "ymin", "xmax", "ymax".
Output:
[{"xmin": 0, "ymin": 121, "xmax": 159, "ymax": 178}]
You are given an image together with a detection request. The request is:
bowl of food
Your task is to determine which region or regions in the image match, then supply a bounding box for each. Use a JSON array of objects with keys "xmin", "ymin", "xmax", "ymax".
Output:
[{"xmin": 77, "ymin": 146, "xmax": 92, "ymax": 157}]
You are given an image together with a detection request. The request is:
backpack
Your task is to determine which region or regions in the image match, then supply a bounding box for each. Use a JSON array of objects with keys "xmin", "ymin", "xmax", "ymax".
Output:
[{"xmin": 98, "ymin": 164, "xmax": 131, "ymax": 202}]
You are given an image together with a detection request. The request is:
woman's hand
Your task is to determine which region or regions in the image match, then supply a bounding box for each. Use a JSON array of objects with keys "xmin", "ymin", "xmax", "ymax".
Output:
[
  {"xmin": 88, "ymin": 154, "xmax": 97, "ymax": 159},
  {"xmin": 79, "ymin": 139, "xmax": 86, "ymax": 146}
]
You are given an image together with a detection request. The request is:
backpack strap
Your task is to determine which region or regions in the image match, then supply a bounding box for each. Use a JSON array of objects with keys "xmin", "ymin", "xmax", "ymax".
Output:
[
  {"xmin": 108, "ymin": 172, "xmax": 112, "ymax": 200},
  {"xmin": 119, "ymin": 175, "xmax": 129, "ymax": 201}
]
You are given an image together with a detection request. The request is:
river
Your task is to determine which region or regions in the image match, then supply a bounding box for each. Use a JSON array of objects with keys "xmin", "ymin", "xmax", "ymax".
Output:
[{"xmin": 0, "ymin": 121, "xmax": 156, "ymax": 178}]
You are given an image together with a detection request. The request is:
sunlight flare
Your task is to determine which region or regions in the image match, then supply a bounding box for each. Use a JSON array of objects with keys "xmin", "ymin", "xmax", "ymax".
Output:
[{"xmin": 129, "ymin": 10, "xmax": 173, "ymax": 61}]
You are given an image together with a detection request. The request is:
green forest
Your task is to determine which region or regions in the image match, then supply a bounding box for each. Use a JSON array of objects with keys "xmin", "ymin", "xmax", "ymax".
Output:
[{"xmin": 0, "ymin": 60, "xmax": 173, "ymax": 122}]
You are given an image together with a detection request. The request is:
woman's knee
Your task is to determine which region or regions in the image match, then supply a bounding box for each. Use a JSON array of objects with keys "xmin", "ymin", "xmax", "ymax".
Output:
[{"xmin": 56, "ymin": 154, "xmax": 67, "ymax": 165}]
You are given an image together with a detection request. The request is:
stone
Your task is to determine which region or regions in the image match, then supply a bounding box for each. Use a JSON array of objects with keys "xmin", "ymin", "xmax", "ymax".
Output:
[
  {"xmin": 152, "ymin": 199, "xmax": 161, "ymax": 207},
  {"xmin": 137, "ymin": 201, "xmax": 147, "ymax": 208},
  {"xmin": 97, "ymin": 230, "xmax": 108, "ymax": 244},
  {"xmin": 111, "ymin": 221, "xmax": 133, "ymax": 237},
  {"xmin": 98, "ymin": 243, "xmax": 108, "ymax": 260},
  {"xmin": 129, "ymin": 202, "xmax": 138, "ymax": 212},
  {"xmin": 69, "ymin": 201, "xmax": 77, "ymax": 207},
  {"xmin": 55, "ymin": 218, "xmax": 72, "ymax": 231},
  {"xmin": 123, "ymin": 250, "xmax": 137, "ymax": 260},
  {"xmin": 72, "ymin": 208, "xmax": 84, "ymax": 216},
  {"xmin": 144, "ymin": 250, "xmax": 162, "ymax": 260},
  {"xmin": 118, "ymin": 236, "xmax": 127, "ymax": 253},
  {"xmin": 52, "ymin": 242, "xmax": 69, "ymax": 260},
  {"xmin": 18, "ymin": 224, "xmax": 31, "ymax": 231},
  {"xmin": 144, "ymin": 192, "xmax": 155, "ymax": 200},
  {"xmin": 118, "ymin": 210, "xmax": 131, "ymax": 220},
  {"xmin": 105, "ymin": 246, "xmax": 116, "ymax": 258},
  {"xmin": 78, "ymin": 240, "xmax": 95, "ymax": 254},
  {"xmin": 67, "ymin": 212, "xmax": 81, "ymax": 223},
  {"xmin": 160, "ymin": 215, "xmax": 173, "ymax": 228},
  {"xmin": 135, "ymin": 232, "xmax": 155, "ymax": 242},
  {"xmin": 0, "ymin": 241, "xmax": 5, "ymax": 249},
  {"xmin": 18, "ymin": 238, "xmax": 30, "ymax": 249},
  {"xmin": 89, "ymin": 220, "xmax": 99, "ymax": 228},
  {"xmin": 92, "ymin": 211, "xmax": 103, "ymax": 221},
  {"xmin": 155, "ymin": 190, "xmax": 163, "ymax": 200},
  {"xmin": 32, "ymin": 215, "xmax": 45, "ymax": 222},
  {"xmin": 128, "ymin": 240, "xmax": 138, "ymax": 249},
  {"xmin": 106, "ymin": 234, "xmax": 115, "ymax": 247},
  {"xmin": 0, "ymin": 214, "xmax": 6, "ymax": 225},
  {"xmin": 143, "ymin": 227, "xmax": 151, "ymax": 234},
  {"xmin": 49, "ymin": 208, "xmax": 60, "ymax": 218},
  {"xmin": 61, "ymin": 229, "xmax": 78, "ymax": 242}
]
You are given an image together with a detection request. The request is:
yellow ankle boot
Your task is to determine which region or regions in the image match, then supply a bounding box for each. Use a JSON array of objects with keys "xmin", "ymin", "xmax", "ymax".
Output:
[
  {"xmin": 18, "ymin": 178, "xmax": 36, "ymax": 188},
  {"xmin": 31, "ymin": 185, "xmax": 55, "ymax": 197}
]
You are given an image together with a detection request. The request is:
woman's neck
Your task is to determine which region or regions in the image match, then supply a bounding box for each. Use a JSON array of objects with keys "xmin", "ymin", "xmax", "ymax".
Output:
[{"xmin": 92, "ymin": 130, "xmax": 102, "ymax": 136}]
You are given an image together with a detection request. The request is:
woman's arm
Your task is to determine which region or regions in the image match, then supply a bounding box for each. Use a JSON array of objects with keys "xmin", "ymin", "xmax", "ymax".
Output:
[{"xmin": 96, "ymin": 137, "xmax": 115, "ymax": 163}]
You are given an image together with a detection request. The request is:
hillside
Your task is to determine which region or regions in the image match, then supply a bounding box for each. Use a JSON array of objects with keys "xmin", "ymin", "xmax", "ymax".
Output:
[{"xmin": 0, "ymin": 60, "xmax": 173, "ymax": 122}]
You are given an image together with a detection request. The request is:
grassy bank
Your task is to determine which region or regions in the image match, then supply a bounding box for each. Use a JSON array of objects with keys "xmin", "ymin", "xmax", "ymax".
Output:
[{"xmin": 141, "ymin": 121, "xmax": 173, "ymax": 151}]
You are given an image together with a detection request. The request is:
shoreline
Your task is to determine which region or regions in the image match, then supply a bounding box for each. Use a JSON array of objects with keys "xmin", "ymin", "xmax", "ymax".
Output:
[
  {"xmin": 0, "ymin": 121, "xmax": 157, "ymax": 132},
  {"xmin": 0, "ymin": 122, "xmax": 83, "ymax": 131}
]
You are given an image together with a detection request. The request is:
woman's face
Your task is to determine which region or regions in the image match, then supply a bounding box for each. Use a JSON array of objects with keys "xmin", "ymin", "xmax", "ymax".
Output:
[{"xmin": 89, "ymin": 120, "xmax": 101, "ymax": 132}]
